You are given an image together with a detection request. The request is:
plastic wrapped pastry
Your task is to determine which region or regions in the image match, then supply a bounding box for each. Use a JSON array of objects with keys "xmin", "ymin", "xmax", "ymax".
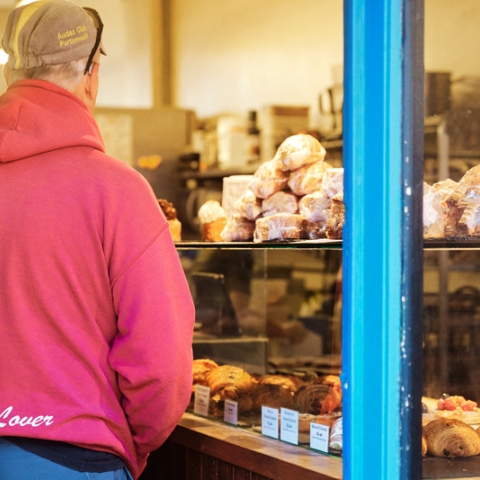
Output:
[
  {"xmin": 233, "ymin": 189, "xmax": 262, "ymax": 221},
  {"xmin": 423, "ymin": 179, "xmax": 457, "ymax": 238},
  {"xmin": 326, "ymin": 193, "xmax": 345, "ymax": 240},
  {"xmin": 321, "ymin": 168, "xmax": 344, "ymax": 199},
  {"xmin": 274, "ymin": 133, "xmax": 326, "ymax": 171},
  {"xmin": 262, "ymin": 191, "xmax": 299, "ymax": 217},
  {"xmin": 299, "ymin": 191, "xmax": 332, "ymax": 223},
  {"xmin": 288, "ymin": 160, "xmax": 332, "ymax": 196},
  {"xmin": 254, "ymin": 213, "xmax": 305, "ymax": 243},
  {"xmin": 444, "ymin": 165, "xmax": 480, "ymax": 238},
  {"xmin": 198, "ymin": 200, "xmax": 227, "ymax": 242},
  {"xmin": 303, "ymin": 220, "xmax": 327, "ymax": 240},
  {"xmin": 220, "ymin": 214, "xmax": 255, "ymax": 242},
  {"xmin": 423, "ymin": 418, "xmax": 480, "ymax": 458},
  {"xmin": 248, "ymin": 158, "xmax": 290, "ymax": 199},
  {"xmin": 329, "ymin": 416, "xmax": 343, "ymax": 451}
]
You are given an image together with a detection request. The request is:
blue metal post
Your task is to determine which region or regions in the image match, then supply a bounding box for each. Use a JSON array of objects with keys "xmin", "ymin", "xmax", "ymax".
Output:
[{"xmin": 342, "ymin": 0, "xmax": 409, "ymax": 479}]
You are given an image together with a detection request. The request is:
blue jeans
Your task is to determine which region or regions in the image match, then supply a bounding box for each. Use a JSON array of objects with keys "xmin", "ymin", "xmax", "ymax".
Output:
[{"xmin": 0, "ymin": 438, "xmax": 134, "ymax": 480}]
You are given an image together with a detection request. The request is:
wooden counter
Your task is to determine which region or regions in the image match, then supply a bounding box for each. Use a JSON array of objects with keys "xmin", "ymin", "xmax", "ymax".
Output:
[{"xmin": 139, "ymin": 412, "xmax": 342, "ymax": 480}]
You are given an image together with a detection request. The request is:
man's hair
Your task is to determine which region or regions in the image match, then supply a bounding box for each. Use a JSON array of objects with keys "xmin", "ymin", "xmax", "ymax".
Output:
[{"xmin": 7, "ymin": 57, "xmax": 88, "ymax": 92}]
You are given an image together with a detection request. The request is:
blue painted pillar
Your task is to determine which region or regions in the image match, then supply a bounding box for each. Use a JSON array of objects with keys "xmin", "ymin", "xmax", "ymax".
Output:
[{"xmin": 342, "ymin": 0, "xmax": 423, "ymax": 479}]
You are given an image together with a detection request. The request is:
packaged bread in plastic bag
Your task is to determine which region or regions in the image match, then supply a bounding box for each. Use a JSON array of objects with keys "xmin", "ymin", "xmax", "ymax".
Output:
[
  {"xmin": 274, "ymin": 133, "xmax": 326, "ymax": 171},
  {"xmin": 254, "ymin": 213, "xmax": 305, "ymax": 243},
  {"xmin": 288, "ymin": 160, "xmax": 332, "ymax": 196},
  {"xmin": 233, "ymin": 189, "xmax": 263, "ymax": 221},
  {"xmin": 423, "ymin": 179, "xmax": 457, "ymax": 238},
  {"xmin": 220, "ymin": 214, "xmax": 256, "ymax": 242},
  {"xmin": 326, "ymin": 193, "xmax": 345, "ymax": 240},
  {"xmin": 262, "ymin": 191, "xmax": 299, "ymax": 217},
  {"xmin": 248, "ymin": 158, "xmax": 290, "ymax": 199}
]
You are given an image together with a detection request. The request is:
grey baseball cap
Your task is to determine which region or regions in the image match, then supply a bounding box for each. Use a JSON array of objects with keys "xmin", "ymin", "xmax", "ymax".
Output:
[{"xmin": 2, "ymin": 0, "xmax": 106, "ymax": 71}]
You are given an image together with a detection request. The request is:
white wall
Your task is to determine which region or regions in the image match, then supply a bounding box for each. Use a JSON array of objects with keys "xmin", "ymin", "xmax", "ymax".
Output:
[
  {"xmin": 425, "ymin": 0, "xmax": 480, "ymax": 77},
  {"xmin": 171, "ymin": 0, "xmax": 343, "ymax": 128}
]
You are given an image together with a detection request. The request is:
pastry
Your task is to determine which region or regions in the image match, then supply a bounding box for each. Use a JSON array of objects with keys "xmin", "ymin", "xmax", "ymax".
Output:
[
  {"xmin": 220, "ymin": 214, "xmax": 255, "ymax": 242},
  {"xmin": 261, "ymin": 191, "xmax": 299, "ymax": 217},
  {"xmin": 423, "ymin": 179, "xmax": 457, "ymax": 238},
  {"xmin": 248, "ymin": 158, "xmax": 290, "ymax": 199},
  {"xmin": 251, "ymin": 383, "xmax": 295, "ymax": 412},
  {"xmin": 298, "ymin": 413, "xmax": 341, "ymax": 433},
  {"xmin": 423, "ymin": 418, "xmax": 480, "ymax": 458},
  {"xmin": 158, "ymin": 198, "xmax": 182, "ymax": 241},
  {"xmin": 294, "ymin": 376, "xmax": 342, "ymax": 415},
  {"xmin": 422, "ymin": 435, "xmax": 428, "ymax": 456},
  {"xmin": 326, "ymin": 193, "xmax": 345, "ymax": 240},
  {"xmin": 233, "ymin": 189, "xmax": 262, "ymax": 221},
  {"xmin": 329, "ymin": 416, "xmax": 343, "ymax": 451},
  {"xmin": 198, "ymin": 200, "xmax": 227, "ymax": 242},
  {"xmin": 274, "ymin": 133, "xmax": 326, "ymax": 171},
  {"xmin": 258, "ymin": 374, "xmax": 305, "ymax": 395},
  {"xmin": 192, "ymin": 358, "xmax": 219, "ymax": 391},
  {"xmin": 299, "ymin": 191, "xmax": 332, "ymax": 223},
  {"xmin": 294, "ymin": 382, "xmax": 331, "ymax": 415},
  {"xmin": 205, "ymin": 365, "xmax": 256, "ymax": 401},
  {"xmin": 288, "ymin": 160, "xmax": 332, "ymax": 196},
  {"xmin": 444, "ymin": 165, "xmax": 480, "ymax": 238},
  {"xmin": 254, "ymin": 213, "xmax": 305, "ymax": 243},
  {"xmin": 303, "ymin": 220, "xmax": 327, "ymax": 240}
]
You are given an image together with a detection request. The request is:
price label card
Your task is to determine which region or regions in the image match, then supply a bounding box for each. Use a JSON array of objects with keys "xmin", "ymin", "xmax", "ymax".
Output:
[
  {"xmin": 310, "ymin": 423, "xmax": 330, "ymax": 453},
  {"xmin": 193, "ymin": 385, "xmax": 210, "ymax": 417},
  {"xmin": 261, "ymin": 406, "xmax": 279, "ymax": 439},
  {"xmin": 280, "ymin": 408, "xmax": 299, "ymax": 445},
  {"xmin": 224, "ymin": 399, "xmax": 238, "ymax": 425}
]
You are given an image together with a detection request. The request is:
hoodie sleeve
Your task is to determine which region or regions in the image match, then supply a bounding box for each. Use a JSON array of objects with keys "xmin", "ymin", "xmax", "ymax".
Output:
[{"xmin": 108, "ymin": 225, "xmax": 195, "ymax": 472}]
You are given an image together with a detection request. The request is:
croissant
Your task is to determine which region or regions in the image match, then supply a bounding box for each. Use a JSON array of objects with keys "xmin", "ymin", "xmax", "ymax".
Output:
[
  {"xmin": 258, "ymin": 374, "xmax": 305, "ymax": 395},
  {"xmin": 192, "ymin": 359, "xmax": 219, "ymax": 391},
  {"xmin": 251, "ymin": 383, "xmax": 295, "ymax": 412},
  {"xmin": 294, "ymin": 383, "xmax": 331, "ymax": 414},
  {"xmin": 422, "ymin": 435, "xmax": 427, "ymax": 457},
  {"xmin": 423, "ymin": 418, "xmax": 480, "ymax": 458},
  {"xmin": 205, "ymin": 365, "xmax": 256, "ymax": 401}
]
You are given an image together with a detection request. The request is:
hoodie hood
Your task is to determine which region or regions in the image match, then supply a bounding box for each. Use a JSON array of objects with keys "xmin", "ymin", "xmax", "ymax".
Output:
[{"xmin": 0, "ymin": 79, "xmax": 104, "ymax": 163}]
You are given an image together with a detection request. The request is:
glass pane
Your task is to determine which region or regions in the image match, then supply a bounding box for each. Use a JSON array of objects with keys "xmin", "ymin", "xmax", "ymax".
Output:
[{"xmin": 423, "ymin": 2, "xmax": 480, "ymax": 475}]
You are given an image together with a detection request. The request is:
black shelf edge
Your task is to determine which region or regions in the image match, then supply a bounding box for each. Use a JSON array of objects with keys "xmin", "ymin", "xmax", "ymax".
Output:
[
  {"xmin": 175, "ymin": 239, "xmax": 343, "ymax": 250},
  {"xmin": 176, "ymin": 239, "xmax": 480, "ymax": 250},
  {"xmin": 424, "ymin": 239, "xmax": 480, "ymax": 249}
]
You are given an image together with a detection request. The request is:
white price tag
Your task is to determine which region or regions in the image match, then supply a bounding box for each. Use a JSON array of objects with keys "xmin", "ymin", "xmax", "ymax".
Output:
[
  {"xmin": 280, "ymin": 408, "xmax": 299, "ymax": 445},
  {"xmin": 193, "ymin": 385, "xmax": 210, "ymax": 416},
  {"xmin": 310, "ymin": 423, "xmax": 330, "ymax": 453},
  {"xmin": 261, "ymin": 406, "xmax": 279, "ymax": 439},
  {"xmin": 224, "ymin": 399, "xmax": 238, "ymax": 425}
]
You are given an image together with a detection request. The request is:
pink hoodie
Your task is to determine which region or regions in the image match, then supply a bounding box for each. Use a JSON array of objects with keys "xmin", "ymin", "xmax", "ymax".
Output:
[{"xmin": 0, "ymin": 80, "xmax": 195, "ymax": 478}]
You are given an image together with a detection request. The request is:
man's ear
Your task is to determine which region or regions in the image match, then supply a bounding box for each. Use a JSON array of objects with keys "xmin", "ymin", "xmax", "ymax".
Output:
[{"xmin": 85, "ymin": 62, "xmax": 100, "ymax": 100}]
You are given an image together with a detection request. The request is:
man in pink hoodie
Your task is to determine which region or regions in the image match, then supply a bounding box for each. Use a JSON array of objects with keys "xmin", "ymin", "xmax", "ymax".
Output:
[{"xmin": 0, "ymin": 1, "xmax": 195, "ymax": 479}]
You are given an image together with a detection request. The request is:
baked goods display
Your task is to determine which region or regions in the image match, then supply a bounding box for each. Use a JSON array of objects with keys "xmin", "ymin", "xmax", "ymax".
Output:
[
  {"xmin": 195, "ymin": 133, "xmax": 344, "ymax": 243},
  {"xmin": 157, "ymin": 198, "xmax": 182, "ymax": 241},
  {"xmin": 198, "ymin": 200, "xmax": 227, "ymax": 242},
  {"xmin": 190, "ymin": 359, "xmax": 343, "ymax": 437}
]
